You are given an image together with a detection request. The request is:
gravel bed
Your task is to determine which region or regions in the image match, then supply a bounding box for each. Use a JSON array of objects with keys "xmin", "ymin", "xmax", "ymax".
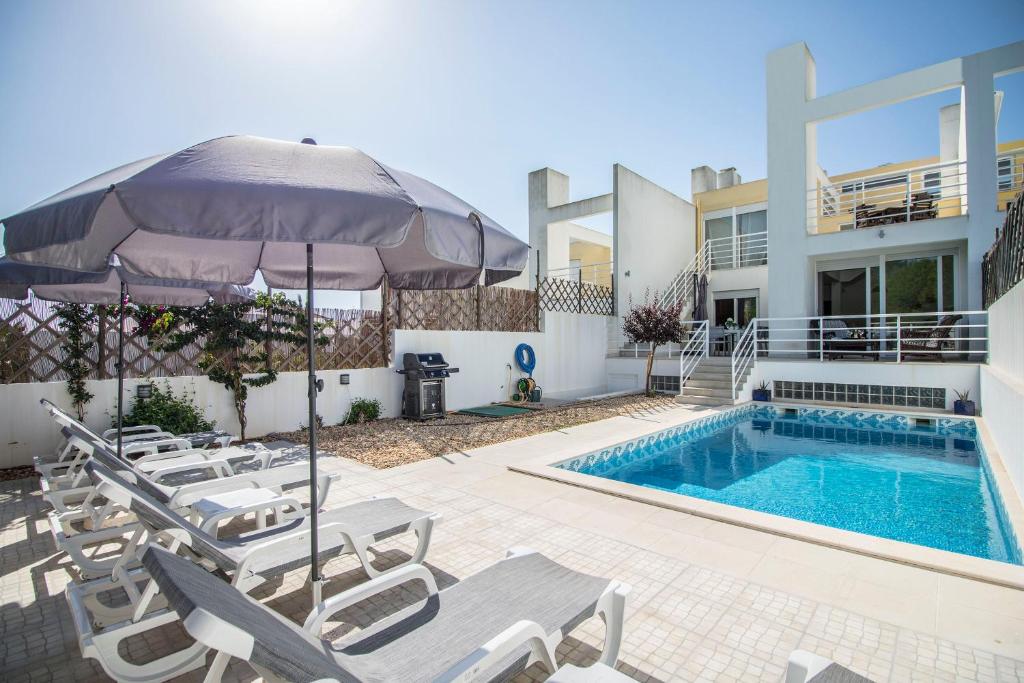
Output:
[
  {"xmin": 0, "ymin": 465, "xmax": 38, "ymax": 481},
  {"xmin": 267, "ymin": 392, "xmax": 679, "ymax": 469}
]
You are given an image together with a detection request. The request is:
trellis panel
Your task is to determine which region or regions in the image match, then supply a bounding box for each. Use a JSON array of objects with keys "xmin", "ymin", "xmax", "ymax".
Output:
[{"xmin": 537, "ymin": 277, "xmax": 613, "ymax": 316}]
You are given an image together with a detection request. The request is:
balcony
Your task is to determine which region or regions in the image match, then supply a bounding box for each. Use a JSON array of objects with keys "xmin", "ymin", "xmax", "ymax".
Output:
[
  {"xmin": 807, "ymin": 159, "xmax": 967, "ymax": 234},
  {"xmin": 707, "ymin": 230, "xmax": 768, "ymax": 270}
]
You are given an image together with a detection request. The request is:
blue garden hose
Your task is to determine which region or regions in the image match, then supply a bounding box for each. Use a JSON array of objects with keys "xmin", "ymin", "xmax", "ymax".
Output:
[{"xmin": 514, "ymin": 343, "xmax": 536, "ymax": 377}]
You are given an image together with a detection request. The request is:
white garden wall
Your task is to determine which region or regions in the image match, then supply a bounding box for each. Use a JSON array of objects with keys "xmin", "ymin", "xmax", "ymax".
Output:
[
  {"xmin": 980, "ymin": 279, "xmax": 1024, "ymax": 502},
  {"xmin": 0, "ymin": 311, "xmax": 608, "ymax": 467},
  {"xmin": 750, "ymin": 360, "xmax": 980, "ymax": 412}
]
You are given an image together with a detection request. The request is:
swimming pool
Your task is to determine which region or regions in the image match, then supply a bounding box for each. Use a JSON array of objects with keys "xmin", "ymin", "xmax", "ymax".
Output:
[{"xmin": 556, "ymin": 405, "xmax": 1021, "ymax": 565}]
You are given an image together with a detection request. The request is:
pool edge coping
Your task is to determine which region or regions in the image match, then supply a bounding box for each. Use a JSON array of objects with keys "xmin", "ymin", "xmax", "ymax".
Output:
[{"xmin": 508, "ymin": 401, "xmax": 1024, "ymax": 592}]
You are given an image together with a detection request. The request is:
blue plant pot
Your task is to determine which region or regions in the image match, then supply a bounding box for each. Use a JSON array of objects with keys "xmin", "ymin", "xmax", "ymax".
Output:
[
  {"xmin": 953, "ymin": 400, "xmax": 975, "ymax": 416},
  {"xmin": 752, "ymin": 389, "xmax": 771, "ymax": 402}
]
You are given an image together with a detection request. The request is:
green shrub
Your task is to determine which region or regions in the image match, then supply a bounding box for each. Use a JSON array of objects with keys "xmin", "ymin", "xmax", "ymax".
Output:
[
  {"xmin": 345, "ymin": 397, "xmax": 382, "ymax": 424},
  {"xmin": 118, "ymin": 383, "xmax": 213, "ymax": 435}
]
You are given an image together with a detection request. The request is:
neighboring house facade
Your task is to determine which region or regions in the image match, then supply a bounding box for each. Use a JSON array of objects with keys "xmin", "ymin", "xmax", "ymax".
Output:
[{"xmin": 529, "ymin": 39, "xmax": 1024, "ymax": 403}]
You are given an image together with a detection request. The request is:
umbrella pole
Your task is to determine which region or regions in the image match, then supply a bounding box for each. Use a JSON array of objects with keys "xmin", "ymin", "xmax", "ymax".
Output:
[
  {"xmin": 306, "ymin": 243, "xmax": 322, "ymax": 605},
  {"xmin": 116, "ymin": 282, "xmax": 127, "ymax": 460}
]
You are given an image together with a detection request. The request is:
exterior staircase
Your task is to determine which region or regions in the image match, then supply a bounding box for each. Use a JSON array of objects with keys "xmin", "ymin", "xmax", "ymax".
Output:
[{"xmin": 676, "ymin": 356, "xmax": 750, "ymax": 406}]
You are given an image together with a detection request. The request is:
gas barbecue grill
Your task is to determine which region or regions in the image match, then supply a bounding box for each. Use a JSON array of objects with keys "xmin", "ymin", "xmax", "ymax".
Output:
[{"xmin": 396, "ymin": 352, "xmax": 459, "ymax": 420}]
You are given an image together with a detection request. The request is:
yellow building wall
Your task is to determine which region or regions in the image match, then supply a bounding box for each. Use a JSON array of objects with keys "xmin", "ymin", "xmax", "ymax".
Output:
[
  {"xmin": 568, "ymin": 241, "xmax": 612, "ymax": 288},
  {"xmin": 688, "ymin": 138, "xmax": 1024, "ymax": 248},
  {"xmin": 998, "ymin": 140, "xmax": 1024, "ymax": 211},
  {"xmin": 692, "ymin": 179, "xmax": 767, "ymax": 247}
]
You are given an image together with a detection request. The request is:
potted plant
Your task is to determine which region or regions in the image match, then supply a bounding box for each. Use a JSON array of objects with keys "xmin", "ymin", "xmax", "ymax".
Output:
[
  {"xmin": 752, "ymin": 380, "xmax": 772, "ymax": 402},
  {"xmin": 953, "ymin": 389, "xmax": 976, "ymax": 416}
]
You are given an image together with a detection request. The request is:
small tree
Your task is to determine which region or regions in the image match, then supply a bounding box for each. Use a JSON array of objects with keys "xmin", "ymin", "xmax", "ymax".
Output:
[
  {"xmin": 622, "ymin": 290, "xmax": 685, "ymax": 395},
  {"xmin": 157, "ymin": 293, "xmax": 325, "ymax": 441},
  {"xmin": 54, "ymin": 302, "xmax": 97, "ymax": 420}
]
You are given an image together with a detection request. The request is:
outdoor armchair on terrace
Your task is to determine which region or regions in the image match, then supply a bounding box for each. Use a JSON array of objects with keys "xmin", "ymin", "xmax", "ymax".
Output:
[
  {"xmin": 899, "ymin": 313, "xmax": 963, "ymax": 361},
  {"xmin": 811, "ymin": 319, "xmax": 880, "ymax": 360},
  {"xmin": 68, "ymin": 543, "xmax": 629, "ymax": 683}
]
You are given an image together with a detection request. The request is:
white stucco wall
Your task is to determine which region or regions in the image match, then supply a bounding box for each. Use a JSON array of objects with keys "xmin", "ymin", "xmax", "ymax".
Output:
[
  {"xmin": 0, "ymin": 311, "xmax": 608, "ymax": 467},
  {"xmin": 980, "ymin": 279, "xmax": 1024, "ymax": 502},
  {"xmin": 613, "ymin": 164, "xmax": 696, "ymax": 313},
  {"xmin": 707, "ymin": 265, "xmax": 770, "ymax": 323},
  {"xmin": 605, "ymin": 356, "xmax": 683, "ymax": 394},
  {"xmin": 750, "ymin": 360, "xmax": 980, "ymax": 413}
]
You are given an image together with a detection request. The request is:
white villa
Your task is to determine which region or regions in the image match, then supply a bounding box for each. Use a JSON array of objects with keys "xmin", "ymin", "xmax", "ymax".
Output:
[
  {"xmin": 4, "ymin": 36, "xmax": 1024, "ymax": 683},
  {"xmin": 528, "ymin": 40, "xmax": 1024, "ymax": 414}
]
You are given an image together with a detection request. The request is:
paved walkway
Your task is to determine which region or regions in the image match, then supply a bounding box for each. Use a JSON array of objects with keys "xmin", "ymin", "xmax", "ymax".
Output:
[{"xmin": 2, "ymin": 402, "xmax": 1024, "ymax": 681}]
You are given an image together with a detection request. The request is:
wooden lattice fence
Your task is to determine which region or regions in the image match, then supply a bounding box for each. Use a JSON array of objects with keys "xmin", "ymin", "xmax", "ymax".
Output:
[
  {"xmin": 386, "ymin": 285, "xmax": 538, "ymax": 333},
  {"xmin": 0, "ymin": 284, "xmax": 540, "ymax": 385},
  {"xmin": 537, "ymin": 277, "xmax": 614, "ymax": 316}
]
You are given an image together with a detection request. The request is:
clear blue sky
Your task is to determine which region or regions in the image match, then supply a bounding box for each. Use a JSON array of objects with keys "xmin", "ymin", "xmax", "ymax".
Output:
[{"xmin": 1, "ymin": 0, "xmax": 1021, "ymax": 306}]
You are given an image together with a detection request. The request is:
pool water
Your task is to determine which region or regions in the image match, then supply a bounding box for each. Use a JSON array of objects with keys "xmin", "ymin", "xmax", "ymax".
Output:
[{"xmin": 558, "ymin": 407, "xmax": 1021, "ymax": 564}]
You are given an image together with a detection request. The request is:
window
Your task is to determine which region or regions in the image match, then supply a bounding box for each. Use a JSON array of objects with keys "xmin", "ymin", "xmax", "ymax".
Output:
[
  {"xmin": 998, "ymin": 156, "xmax": 1014, "ymax": 191},
  {"xmin": 703, "ymin": 208, "xmax": 767, "ymax": 270},
  {"xmin": 923, "ymin": 171, "xmax": 941, "ymax": 197},
  {"xmin": 713, "ymin": 293, "xmax": 758, "ymax": 327},
  {"xmin": 705, "ymin": 216, "xmax": 733, "ymax": 269},
  {"xmin": 841, "ymin": 174, "xmax": 906, "ymax": 194},
  {"xmin": 737, "ymin": 210, "xmax": 767, "ymax": 267}
]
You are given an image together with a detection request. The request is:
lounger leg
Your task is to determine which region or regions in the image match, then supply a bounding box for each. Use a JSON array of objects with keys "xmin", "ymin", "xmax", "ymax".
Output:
[
  {"xmin": 352, "ymin": 515, "xmax": 440, "ymax": 579},
  {"xmin": 204, "ymin": 651, "xmax": 232, "ymax": 683},
  {"xmin": 595, "ymin": 581, "xmax": 631, "ymax": 667}
]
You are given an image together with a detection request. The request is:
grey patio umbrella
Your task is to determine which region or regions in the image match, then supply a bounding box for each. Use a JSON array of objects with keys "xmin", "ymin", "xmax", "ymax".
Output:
[
  {"xmin": 694, "ymin": 272, "xmax": 709, "ymax": 321},
  {"xmin": 2, "ymin": 135, "xmax": 530, "ymax": 597},
  {"xmin": 0, "ymin": 257, "xmax": 255, "ymax": 459}
]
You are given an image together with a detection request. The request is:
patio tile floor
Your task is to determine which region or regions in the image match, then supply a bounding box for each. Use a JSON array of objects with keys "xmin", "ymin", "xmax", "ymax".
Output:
[{"xmin": 2, "ymin": 403, "xmax": 1024, "ymax": 681}]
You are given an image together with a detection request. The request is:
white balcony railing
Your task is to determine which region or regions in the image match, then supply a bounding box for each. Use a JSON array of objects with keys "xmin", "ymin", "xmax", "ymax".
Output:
[
  {"xmin": 546, "ymin": 261, "xmax": 613, "ymax": 287},
  {"xmin": 998, "ymin": 147, "xmax": 1024, "ymax": 203},
  {"xmin": 808, "ymin": 159, "xmax": 967, "ymax": 234},
  {"xmin": 750, "ymin": 310, "xmax": 988, "ymax": 363},
  {"xmin": 608, "ymin": 319, "xmax": 707, "ymax": 359},
  {"xmin": 706, "ymin": 231, "xmax": 767, "ymax": 270}
]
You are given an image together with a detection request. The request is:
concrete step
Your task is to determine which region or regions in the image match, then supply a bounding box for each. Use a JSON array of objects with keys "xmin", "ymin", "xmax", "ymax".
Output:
[
  {"xmin": 680, "ymin": 386, "xmax": 733, "ymax": 398},
  {"xmin": 688, "ymin": 370, "xmax": 733, "ymax": 381},
  {"xmin": 696, "ymin": 356, "xmax": 737, "ymax": 366},
  {"xmin": 684, "ymin": 378, "xmax": 732, "ymax": 389},
  {"xmin": 676, "ymin": 394, "xmax": 731, "ymax": 406}
]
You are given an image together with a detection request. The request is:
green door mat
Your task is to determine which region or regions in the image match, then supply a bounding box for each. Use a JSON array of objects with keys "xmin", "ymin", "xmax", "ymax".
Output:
[{"xmin": 457, "ymin": 405, "xmax": 533, "ymax": 418}]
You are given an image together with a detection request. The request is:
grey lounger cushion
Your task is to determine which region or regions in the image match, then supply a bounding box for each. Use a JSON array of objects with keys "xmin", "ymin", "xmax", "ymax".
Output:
[
  {"xmin": 810, "ymin": 664, "xmax": 873, "ymax": 683},
  {"xmin": 142, "ymin": 545, "xmax": 611, "ymax": 683},
  {"xmin": 336, "ymin": 551, "xmax": 609, "ymax": 681}
]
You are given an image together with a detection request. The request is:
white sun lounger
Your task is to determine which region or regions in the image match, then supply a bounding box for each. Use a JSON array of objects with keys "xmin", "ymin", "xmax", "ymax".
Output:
[
  {"xmin": 68, "ymin": 543, "xmax": 629, "ymax": 683},
  {"xmin": 38, "ymin": 400, "xmax": 272, "ymax": 487},
  {"xmin": 66, "ymin": 460, "xmax": 439, "ymax": 625}
]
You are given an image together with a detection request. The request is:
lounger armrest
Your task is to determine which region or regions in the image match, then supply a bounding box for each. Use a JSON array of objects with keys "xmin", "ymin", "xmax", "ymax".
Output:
[
  {"xmin": 169, "ymin": 467, "xmax": 334, "ymax": 509},
  {"xmin": 124, "ymin": 439, "xmax": 194, "ymax": 458},
  {"xmin": 102, "ymin": 425, "xmax": 165, "ymax": 439},
  {"xmin": 146, "ymin": 459, "xmax": 234, "ymax": 482},
  {"xmin": 439, "ymin": 619, "xmax": 559, "ymax": 683},
  {"xmin": 303, "ymin": 563, "xmax": 439, "ymax": 635},
  {"xmin": 198, "ymin": 496, "xmax": 304, "ymax": 534},
  {"xmin": 785, "ymin": 650, "xmax": 834, "ymax": 683}
]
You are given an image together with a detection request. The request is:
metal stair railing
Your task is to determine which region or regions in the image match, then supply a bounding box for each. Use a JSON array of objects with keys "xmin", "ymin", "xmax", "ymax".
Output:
[
  {"xmin": 678, "ymin": 320, "xmax": 709, "ymax": 391},
  {"xmin": 731, "ymin": 319, "xmax": 757, "ymax": 401},
  {"xmin": 662, "ymin": 240, "xmax": 711, "ymax": 314}
]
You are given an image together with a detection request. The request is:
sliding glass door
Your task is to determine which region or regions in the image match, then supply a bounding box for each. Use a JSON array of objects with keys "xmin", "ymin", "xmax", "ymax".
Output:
[{"xmin": 818, "ymin": 253, "xmax": 957, "ymax": 319}]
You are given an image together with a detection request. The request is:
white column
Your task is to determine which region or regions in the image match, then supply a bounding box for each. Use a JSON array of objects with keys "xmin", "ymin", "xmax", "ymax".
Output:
[
  {"xmin": 527, "ymin": 168, "xmax": 570, "ymax": 285},
  {"xmin": 766, "ymin": 43, "xmax": 817, "ymax": 322}
]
